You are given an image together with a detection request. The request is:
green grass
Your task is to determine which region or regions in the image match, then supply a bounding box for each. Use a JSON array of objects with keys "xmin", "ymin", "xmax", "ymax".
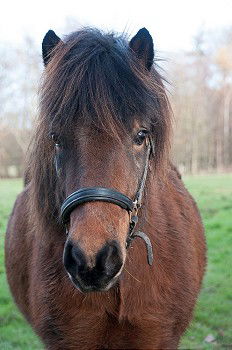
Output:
[
  {"xmin": 0, "ymin": 175, "xmax": 232, "ymax": 349},
  {"xmin": 180, "ymin": 174, "xmax": 232, "ymax": 349}
]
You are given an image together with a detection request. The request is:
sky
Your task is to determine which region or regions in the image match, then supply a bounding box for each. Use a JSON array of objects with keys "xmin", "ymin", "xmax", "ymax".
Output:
[{"xmin": 1, "ymin": 0, "xmax": 232, "ymax": 53}]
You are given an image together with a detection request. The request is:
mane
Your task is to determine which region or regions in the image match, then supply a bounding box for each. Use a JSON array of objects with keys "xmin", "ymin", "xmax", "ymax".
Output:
[{"xmin": 26, "ymin": 28, "xmax": 172, "ymax": 231}]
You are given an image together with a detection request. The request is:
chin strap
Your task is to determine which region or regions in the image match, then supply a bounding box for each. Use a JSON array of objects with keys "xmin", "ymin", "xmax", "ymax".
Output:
[
  {"xmin": 131, "ymin": 231, "xmax": 154, "ymax": 266},
  {"xmin": 126, "ymin": 215, "xmax": 153, "ymax": 266}
]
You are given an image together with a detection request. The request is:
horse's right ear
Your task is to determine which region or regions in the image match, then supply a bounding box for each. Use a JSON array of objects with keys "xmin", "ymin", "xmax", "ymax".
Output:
[
  {"xmin": 129, "ymin": 28, "xmax": 154, "ymax": 70},
  {"xmin": 42, "ymin": 30, "xmax": 62, "ymax": 66}
]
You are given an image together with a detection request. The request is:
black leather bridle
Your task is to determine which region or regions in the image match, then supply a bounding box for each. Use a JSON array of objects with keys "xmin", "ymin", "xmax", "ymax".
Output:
[{"xmin": 60, "ymin": 139, "xmax": 153, "ymax": 266}]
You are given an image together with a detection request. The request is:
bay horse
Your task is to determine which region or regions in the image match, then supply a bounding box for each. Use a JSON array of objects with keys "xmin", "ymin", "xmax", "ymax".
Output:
[{"xmin": 5, "ymin": 27, "xmax": 206, "ymax": 349}]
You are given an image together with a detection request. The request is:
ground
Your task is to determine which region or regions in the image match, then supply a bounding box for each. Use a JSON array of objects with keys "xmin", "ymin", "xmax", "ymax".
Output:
[{"xmin": 0, "ymin": 174, "xmax": 231, "ymax": 349}]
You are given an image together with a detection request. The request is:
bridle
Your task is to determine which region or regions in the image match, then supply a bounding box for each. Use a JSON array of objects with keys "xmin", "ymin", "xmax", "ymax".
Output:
[{"xmin": 60, "ymin": 139, "xmax": 154, "ymax": 266}]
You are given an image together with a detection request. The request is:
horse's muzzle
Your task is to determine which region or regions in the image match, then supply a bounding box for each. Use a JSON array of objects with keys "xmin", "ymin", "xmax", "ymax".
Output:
[{"xmin": 63, "ymin": 239, "xmax": 123, "ymax": 292}]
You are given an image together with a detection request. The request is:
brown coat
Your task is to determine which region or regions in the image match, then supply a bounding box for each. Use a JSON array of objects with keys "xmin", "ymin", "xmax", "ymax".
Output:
[{"xmin": 5, "ymin": 27, "xmax": 206, "ymax": 349}]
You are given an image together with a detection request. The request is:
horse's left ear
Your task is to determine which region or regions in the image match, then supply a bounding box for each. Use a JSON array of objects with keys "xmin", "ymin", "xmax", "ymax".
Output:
[
  {"xmin": 129, "ymin": 28, "xmax": 154, "ymax": 70},
  {"xmin": 42, "ymin": 30, "xmax": 62, "ymax": 66}
]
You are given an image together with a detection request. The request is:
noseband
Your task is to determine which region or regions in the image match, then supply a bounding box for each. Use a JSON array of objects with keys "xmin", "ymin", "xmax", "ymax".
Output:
[{"xmin": 60, "ymin": 140, "xmax": 153, "ymax": 266}]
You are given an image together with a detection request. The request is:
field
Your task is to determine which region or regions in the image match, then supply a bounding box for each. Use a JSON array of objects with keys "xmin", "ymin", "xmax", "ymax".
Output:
[{"xmin": 0, "ymin": 174, "xmax": 231, "ymax": 349}]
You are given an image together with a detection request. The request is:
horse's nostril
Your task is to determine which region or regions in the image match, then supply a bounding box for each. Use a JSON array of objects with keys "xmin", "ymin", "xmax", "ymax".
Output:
[
  {"xmin": 63, "ymin": 241, "xmax": 86, "ymax": 277},
  {"xmin": 96, "ymin": 241, "xmax": 123, "ymax": 277}
]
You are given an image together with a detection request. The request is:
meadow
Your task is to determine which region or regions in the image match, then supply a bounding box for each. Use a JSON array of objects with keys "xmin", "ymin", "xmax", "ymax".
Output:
[{"xmin": 0, "ymin": 174, "xmax": 231, "ymax": 349}]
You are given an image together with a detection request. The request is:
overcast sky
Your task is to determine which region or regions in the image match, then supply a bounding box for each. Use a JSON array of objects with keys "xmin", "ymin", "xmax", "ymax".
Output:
[{"xmin": 1, "ymin": 0, "xmax": 232, "ymax": 52}]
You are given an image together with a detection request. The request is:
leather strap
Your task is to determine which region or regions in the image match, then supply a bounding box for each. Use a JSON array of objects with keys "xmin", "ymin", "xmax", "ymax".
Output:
[
  {"xmin": 133, "ymin": 140, "xmax": 151, "ymax": 207},
  {"xmin": 61, "ymin": 187, "xmax": 135, "ymax": 224}
]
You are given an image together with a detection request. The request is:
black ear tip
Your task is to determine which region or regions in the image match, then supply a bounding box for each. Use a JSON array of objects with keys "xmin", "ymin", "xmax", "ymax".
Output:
[
  {"xmin": 129, "ymin": 27, "xmax": 154, "ymax": 70},
  {"xmin": 42, "ymin": 29, "xmax": 61, "ymax": 66},
  {"xmin": 43, "ymin": 30, "xmax": 58, "ymax": 43},
  {"xmin": 137, "ymin": 28, "xmax": 152, "ymax": 40},
  {"xmin": 139, "ymin": 27, "xmax": 150, "ymax": 35},
  {"xmin": 47, "ymin": 29, "xmax": 56, "ymax": 35}
]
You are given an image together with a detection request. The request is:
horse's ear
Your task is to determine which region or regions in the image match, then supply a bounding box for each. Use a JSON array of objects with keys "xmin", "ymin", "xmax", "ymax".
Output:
[
  {"xmin": 42, "ymin": 30, "xmax": 62, "ymax": 66},
  {"xmin": 129, "ymin": 28, "xmax": 154, "ymax": 70}
]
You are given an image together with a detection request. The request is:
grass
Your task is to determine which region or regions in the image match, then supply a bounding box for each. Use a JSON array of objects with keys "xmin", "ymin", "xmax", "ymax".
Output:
[
  {"xmin": 0, "ymin": 174, "xmax": 232, "ymax": 349},
  {"xmin": 179, "ymin": 174, "xmax": 232, "ymax": 349}
]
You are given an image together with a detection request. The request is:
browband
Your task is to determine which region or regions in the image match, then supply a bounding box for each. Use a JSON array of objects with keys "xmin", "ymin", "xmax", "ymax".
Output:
[{"xmin": 61, "ymin": 187, "xmax": 135, "ymax": 224}]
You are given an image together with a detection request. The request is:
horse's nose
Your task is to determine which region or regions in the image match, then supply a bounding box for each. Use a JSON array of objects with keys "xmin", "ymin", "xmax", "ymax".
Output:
[{"xmin": 63, "ymin": 240, "xmax": 123, "ymax": 292}]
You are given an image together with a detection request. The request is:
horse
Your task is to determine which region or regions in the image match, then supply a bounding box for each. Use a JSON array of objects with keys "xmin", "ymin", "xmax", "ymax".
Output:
[{"xmin": 5, "ymin": 27, "xmax": 206, "ymax": 349}]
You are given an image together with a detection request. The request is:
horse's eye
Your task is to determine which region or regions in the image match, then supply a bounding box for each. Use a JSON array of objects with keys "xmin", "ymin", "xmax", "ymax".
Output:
[
  {"xmin": 134, "ymin": 130, "xmax": 149, "ymax": 146},
  {"xmin": 51, "ymin": 133, "xmax": 61, "ymax": 146}
]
